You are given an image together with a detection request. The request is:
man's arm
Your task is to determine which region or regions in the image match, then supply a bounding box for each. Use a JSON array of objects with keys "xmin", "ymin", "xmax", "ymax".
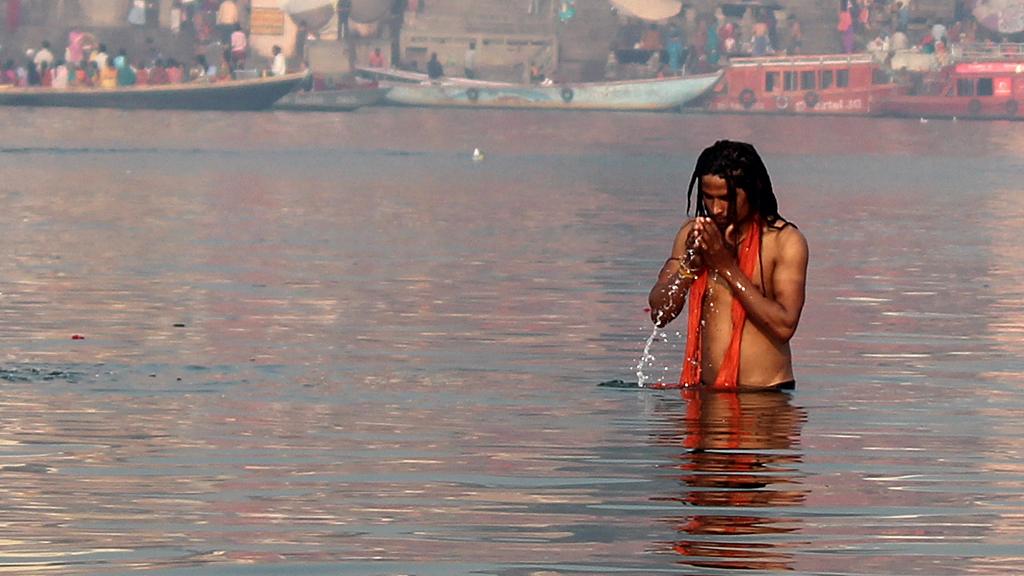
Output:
[
  {"xmin": 712, "ymin": 225, "xmax": 808, "ymax": 343},
  {"xmin": 648, "ymin": 221, "xmax": 699, "ymax": 327}
]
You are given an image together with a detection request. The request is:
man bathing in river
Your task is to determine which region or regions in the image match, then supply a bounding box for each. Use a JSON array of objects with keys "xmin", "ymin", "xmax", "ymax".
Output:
[{"xmin": 649, "ymin": 140, "xmax": 808, "ymax": 390}]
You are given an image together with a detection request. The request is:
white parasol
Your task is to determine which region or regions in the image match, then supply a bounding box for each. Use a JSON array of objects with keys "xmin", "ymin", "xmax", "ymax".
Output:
[
  {"xmin": 279, "ymin": 0, "xmax": 335, "ymax": 29},
  {"xmin": 970, "ymin": 0, "xmax": 1024, "ymax": 34},
  {"xmin": 610, "ymin": 0, "xmax": 683, "ymax": 21},
  {"xmin": 279, "ymin": 0, "xmax": 392, "ymax": 25}
]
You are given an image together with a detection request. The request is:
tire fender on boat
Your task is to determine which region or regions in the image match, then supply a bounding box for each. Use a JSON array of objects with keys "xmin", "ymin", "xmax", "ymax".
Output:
[
  {"xmin": 968, "ymin": 98, "xmax": 982, "ymax": 116},
  {"xmin": 775, "ymin": 95, "xmax": 790, "ymax": 110},
  {"xmin": 560, "ymin": 86, "xmax": 574, "ymax": 103},
  {"xmin": 738, "ymin": 88, "xmax": 756, "ymax": 109},
  {"xmin": 466, "ymin": 87, "xmax": 480, "ymax": 102},
  {"xmin": 1006, "ymin": 99, "xmax": 1018, "ymax": 116},
  {"xmin": 803, "ymin": 90, "xmax": 820, "ymax": 109}
]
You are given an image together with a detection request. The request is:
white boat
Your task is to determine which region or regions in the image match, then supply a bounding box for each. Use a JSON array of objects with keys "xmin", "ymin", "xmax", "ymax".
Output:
[
  {"xmin": 380, "ymin": 71, "xmax": 724, "ymax": 111},
  {"xmin": 355, "ymin": 66, "xmax": 516, "ymax": 88}
]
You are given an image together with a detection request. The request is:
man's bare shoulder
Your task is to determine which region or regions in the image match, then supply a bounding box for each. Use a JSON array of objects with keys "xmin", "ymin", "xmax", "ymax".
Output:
[
  {"xmin": 679, "ymin": 217, "xmax": 699, "ymax": 233},
  {"xmin": 671, "ymin": 218, "xmax": 700, "ymax": 248},
  {"xmin": 764, "ymin": 220, "xmax": 808, "ymax": 253}
]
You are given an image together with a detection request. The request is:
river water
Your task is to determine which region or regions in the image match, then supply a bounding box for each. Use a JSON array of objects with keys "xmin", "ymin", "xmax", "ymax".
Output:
[{"xmin": 0, "ymin": 107, "xmax": 1021, "ymax": 575}]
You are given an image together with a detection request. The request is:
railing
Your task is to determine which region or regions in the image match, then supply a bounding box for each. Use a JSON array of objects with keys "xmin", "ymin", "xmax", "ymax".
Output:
[
  {"xmin": 954, "ymin": 42, "xmax": 1024, "ymax": 62},
  {"xmin": 728, "ymin": 53, "xmax": 876, "ymax": 67}
]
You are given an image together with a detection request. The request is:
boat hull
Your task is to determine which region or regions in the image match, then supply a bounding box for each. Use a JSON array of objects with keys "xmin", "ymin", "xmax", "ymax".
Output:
[
  {"xmin": 879, "ymin": 95, "xmax": 1022, "ymax": 119},
  {"xmin": 274, "ymin": 87, "xmax": 389, "ymax": 111},
  {"xmin": 700, "ymin": 53, "xmax": 903, "ymax": 116},
  {"xmin": 877, "ymin": 58, "xmax": 1024, "ymax": 120},
  {"xmin": 703, "ymin": 85, "xmax": 901, "ymax": 115},
  {"xmin": 383, "ymin": 72, "xmax": 722, "ymax": 111},
  {"xmin": 0, "ymin": 73, "xmax": 308, "ymax": 111}
]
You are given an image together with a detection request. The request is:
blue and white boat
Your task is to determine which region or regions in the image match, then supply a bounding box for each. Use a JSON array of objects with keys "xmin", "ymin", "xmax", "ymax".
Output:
[{"xmin": 381, "ymin": 71, "xmax": 723, "ymax": 112}]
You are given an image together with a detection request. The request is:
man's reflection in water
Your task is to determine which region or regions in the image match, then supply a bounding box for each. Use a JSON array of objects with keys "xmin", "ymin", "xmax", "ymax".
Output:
[{"xmin": 651, "ymin": 388, "xmax": 808, "ymax": 571}]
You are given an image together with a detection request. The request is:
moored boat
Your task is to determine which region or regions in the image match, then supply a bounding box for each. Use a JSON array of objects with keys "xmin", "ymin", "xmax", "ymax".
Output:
[
  {"xmin": 0, "ymin": 72, "xmax": 308, "ymax": 111},
  {"xmin": 879, "ymin": 46, "xmax": 1024, "ymax": 120},
  {"xmin": 699, "ymin": 53, "xmax": 903, "ymax": 115},
  {"xmin": 381, "ymin": 72, "xmax": 723, "ymax": 111},
  {"xmin": 274, "ymin": 86, "xmax": 389, "ymax": 111},
  {"xmin": 355, "ymin": 66, "xmax": 515, "ymax": 88}
]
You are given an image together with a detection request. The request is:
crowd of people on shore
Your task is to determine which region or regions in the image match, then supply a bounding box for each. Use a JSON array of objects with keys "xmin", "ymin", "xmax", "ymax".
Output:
[
  {"xmin": 0, "ymin": 0, "xmax": 298, "ymax": 90},
  {"xmin": 608, "ymin": 6, "xmax": 803, "ymax": 79},
  {"xmin": 0, "ymin": 27, "xmax": 293, "ymax": 90},
  {"xmin": 0, "ymin": 41, "xmax": 256, "ymax": 90},
  {"xmin": 607, "ymin": 0, "xmax": 993, "ymax": 79},
  {"xmin": 837, "ymin": 0, "xmax": 984, "ymax": 66}
]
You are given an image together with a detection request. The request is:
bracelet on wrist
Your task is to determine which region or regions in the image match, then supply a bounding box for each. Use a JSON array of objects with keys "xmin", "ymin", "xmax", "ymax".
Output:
[{"xmin": 677, "ymin": 266, "xmax": 698, "ymax": 281}]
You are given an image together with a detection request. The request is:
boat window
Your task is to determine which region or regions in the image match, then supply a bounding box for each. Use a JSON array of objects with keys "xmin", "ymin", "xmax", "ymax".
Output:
[
  {"xmin": 837, "ymin": 69, "xmax": 849, "ymax": 88},
  {"xmin": 957, "ymin": 78, "xmax": 974, "ymax": 96},
  {"xmin": 800, "ymin": 71, "xmax": 816, "ymax": 90},
  {"xmin": 977, "ymin": 77, "xmax": 994, "ymax": 96},
  {"xmin": 765, "ymin": 71, "xmax": 779, "ymax": 92},
  {"xmin": 821, "ymin": 70, "xmax": 834, "ymax": 90},
  {"xmin": 784, "ymin": 71, "xmax": 798, "ymax": 91},
  {"xmin": 872, "ymin": 68, "xmax": 890, "ymax": 84}
]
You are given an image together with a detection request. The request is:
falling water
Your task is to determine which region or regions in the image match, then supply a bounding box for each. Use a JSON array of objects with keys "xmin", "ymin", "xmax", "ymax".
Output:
[{"xmin": 635, "ymin": 322, "xmax": 660, "ymax": 388}]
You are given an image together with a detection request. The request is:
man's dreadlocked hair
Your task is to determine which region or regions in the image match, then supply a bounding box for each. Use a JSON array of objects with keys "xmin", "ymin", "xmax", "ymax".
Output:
[
  {"xmin": 685, "ymin": 140, "xmax": 786, "ymax": 228},
  {"xmin": 685, "ymin": 140, "xmax": 791, "ymax": 295}
]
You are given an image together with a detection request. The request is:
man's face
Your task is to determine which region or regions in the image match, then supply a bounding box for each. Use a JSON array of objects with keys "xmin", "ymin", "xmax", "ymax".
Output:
[{"xmin": 700, "ymin": 174, "xmax": 750, "ymax": 229}]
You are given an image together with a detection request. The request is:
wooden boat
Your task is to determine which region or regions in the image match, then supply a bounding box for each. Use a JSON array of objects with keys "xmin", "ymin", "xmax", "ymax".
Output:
[
  {"xmin": 274, "ymin": 85, "xmax": 389, "ymax": 111},
  {"xmin": 0, "ymin": 72, "xmax": 308, "ymax": 110},
  {"xmin": 381, "ymin": 72, "xmax": 723, "ymax": 111},
  {"xmin": 878, "ymin": 45, "xmax": 1024, "ymax": 120},
  {"xmin": 699, "ymin": 53, "xmax": 903, "ymax": 115},
  {"xmin": 355, "ymin": 66, "xmax": 515, "ymax": 87}
]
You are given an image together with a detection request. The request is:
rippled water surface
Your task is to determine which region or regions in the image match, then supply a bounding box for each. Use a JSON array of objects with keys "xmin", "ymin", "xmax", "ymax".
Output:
[{"xmin": 0, "ymin": 108, "xmax": 1022, "ymax": 575}]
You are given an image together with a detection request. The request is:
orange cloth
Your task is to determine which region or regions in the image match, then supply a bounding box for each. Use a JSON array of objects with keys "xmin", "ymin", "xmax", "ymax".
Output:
[
  {"xmin": 681, "ymin": 217, "xmax": 762, "ymax": 389},
  {"xmin": 837, "ymin": 10, "xmax": 853, "ymax": 32}
]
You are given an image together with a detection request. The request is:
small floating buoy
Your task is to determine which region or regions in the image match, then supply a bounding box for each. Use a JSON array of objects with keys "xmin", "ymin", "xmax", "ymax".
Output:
[{"xmin": 472, "ymin": 147, "xmax": 485, "ymax": 162}]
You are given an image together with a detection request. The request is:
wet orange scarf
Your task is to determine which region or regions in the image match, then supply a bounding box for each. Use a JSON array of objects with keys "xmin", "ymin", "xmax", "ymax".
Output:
[{"xmin": 681, "ymin": 217, "xmax": 761, "ymax": 389}]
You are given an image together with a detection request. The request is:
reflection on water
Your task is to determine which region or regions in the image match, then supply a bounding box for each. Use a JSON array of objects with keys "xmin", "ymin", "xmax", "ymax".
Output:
[
  {"xmin": 0, "ymin": 108, "xmax": 1022, "ymax": 574},
  {"xmin": 652, "ymin": 390, "xmax": 807, "ymax": 572}
]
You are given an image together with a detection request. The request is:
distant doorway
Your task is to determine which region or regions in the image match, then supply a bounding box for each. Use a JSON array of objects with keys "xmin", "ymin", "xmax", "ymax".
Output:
[{"xmin": 145, "ymin": 0, "xmax": 159, "ymax": 28}]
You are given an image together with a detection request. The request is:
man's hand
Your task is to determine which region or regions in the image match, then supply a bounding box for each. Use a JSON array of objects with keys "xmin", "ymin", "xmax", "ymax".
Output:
[
  {"xmin": 693, "ymin": 217, "xmax": 736, "ymax": 273},
  {"xmin": 681, "ymin": 226, "xmax": 704, "ymax": 274}
]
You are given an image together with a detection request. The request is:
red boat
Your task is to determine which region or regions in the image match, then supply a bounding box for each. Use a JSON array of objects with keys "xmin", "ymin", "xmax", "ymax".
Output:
[
  {"xmin": 699, "ymin": 53, "xmax": 903, "ymax": 115},
  {"xmin": 879, "ymin": 58, "xmax": 1024, "ymax": 120}
]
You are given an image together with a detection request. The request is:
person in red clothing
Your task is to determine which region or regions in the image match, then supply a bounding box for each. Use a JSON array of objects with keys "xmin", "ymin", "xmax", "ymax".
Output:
[
  {"xmin": 135, "ymin": 61, "xmax": 150, "ymax": 85},
  {"xmin": 39, "ymin": 62, "xmax": 52, "ymax": 87},
  {"xmin": 368, "ymin": 47, "xmax": 385, "ymax": 68},
  {"xmin": 838, "ymin": 7, "xmax": 855, "ymax": 52},
  {"xmin": 148, "ymin": 59, "xmax": 169, "ymax": 84},
  {"xmin": 649, "ymin": 140, "xmax": 808, "ymax": 391}
]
